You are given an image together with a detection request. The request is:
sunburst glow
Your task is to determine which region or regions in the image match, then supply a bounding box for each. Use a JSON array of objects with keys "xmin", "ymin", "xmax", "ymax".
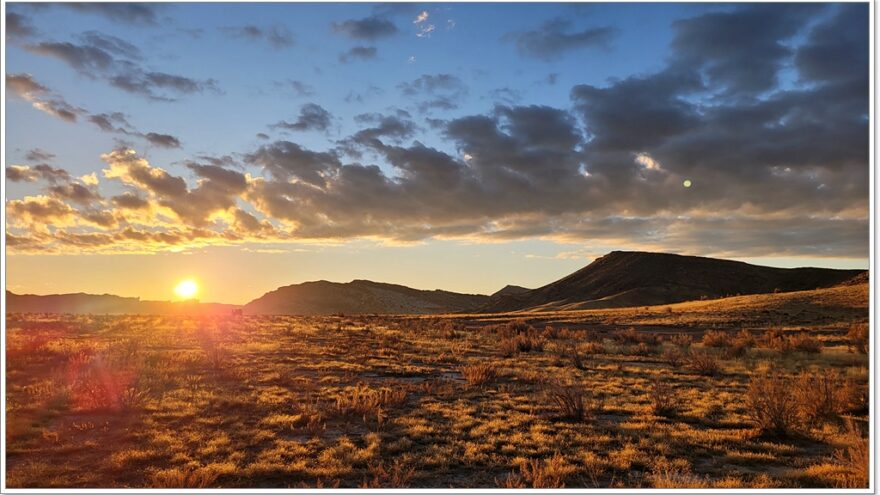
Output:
[{"xmin": 173, "ymin": 279, "xmax": 199, "ymax": 299}]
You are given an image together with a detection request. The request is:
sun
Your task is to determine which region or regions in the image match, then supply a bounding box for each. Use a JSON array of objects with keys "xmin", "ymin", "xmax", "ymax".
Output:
[{"xmin": 173, "ymin": 279, "xmax": 199, "ymax": 300}]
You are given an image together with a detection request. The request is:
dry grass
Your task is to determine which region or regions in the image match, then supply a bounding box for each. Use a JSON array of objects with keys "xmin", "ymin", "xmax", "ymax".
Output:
[
  {"xmin": 4, "ymin": 282, "xmax": 868, "ymax": 489},
  {"xmin": 460, "ymin": 363, "xmax": 498, "ymax": 388}
]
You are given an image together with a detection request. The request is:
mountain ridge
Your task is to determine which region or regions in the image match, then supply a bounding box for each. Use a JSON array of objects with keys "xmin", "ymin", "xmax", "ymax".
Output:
[{"xmin": 477, "ymin": 251, "xmax": 865, "ymax": 313}]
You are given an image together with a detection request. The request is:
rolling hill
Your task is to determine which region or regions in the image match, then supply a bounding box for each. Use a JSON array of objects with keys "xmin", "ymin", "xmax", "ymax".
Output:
[
  {"xmin": 479, "ymin": 251, "xmax": 866, "ymax": 313},
  {"xmin": 5, "ymin": 291, "xmax": 239, "ymax": 315},
  {"xmin": 243, "ymin": 279, "xmax": 489, "ymax": 315}
]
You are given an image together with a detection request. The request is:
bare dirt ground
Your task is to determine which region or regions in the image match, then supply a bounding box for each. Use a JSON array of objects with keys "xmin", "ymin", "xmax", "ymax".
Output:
[{"xmin": 5, "ymin": 283, "xmax": 869, "ymax": 488}]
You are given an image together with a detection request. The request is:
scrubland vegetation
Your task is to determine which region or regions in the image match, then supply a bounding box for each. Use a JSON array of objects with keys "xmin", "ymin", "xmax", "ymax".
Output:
[{"xmin": 5, "ymin": 284, "xmax": 869, "ymax": 488}]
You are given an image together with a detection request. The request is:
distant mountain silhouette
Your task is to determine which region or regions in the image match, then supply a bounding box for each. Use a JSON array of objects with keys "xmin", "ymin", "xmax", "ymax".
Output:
[
  {"xmin": 243, "ymin": 279, "xmax": 488, "ymax": 315},
  {"xmin": 5, "ymin": 291, "xmax": 239, "ymax": 315},
  {"xmin": 478, "ymin": 251, "xmax": 866, "ymax": 313},
  {"xmin": 7, "ymin": 252, "xmax": 867, "ymax": 316}
]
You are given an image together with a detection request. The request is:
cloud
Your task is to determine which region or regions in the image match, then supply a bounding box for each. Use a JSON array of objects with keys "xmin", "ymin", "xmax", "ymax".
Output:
[
  {"xmin": 350, "ymin": 109, "xmax": 417, "ymax": 145},
  {"xmin": 416, "ymin": 24, "xmax": 435, "ymax": 38},
  {"xmin": 144, "ymin": 133, "xmax": 182, "ymax": 149},
  {"xmin": 488, "ymin": 87, "xmax": 522, "ymax": 105},
  {"xmin": 5, "ymin": 5, "xmax": 868, "ymax": 259},
  {"xmin": 25, "ymin": 148, "xmax": 56, "ymax": 163},
  {"xmin": 111, "ymin": 192, "xmax": 150, "ymax": 210},
  {"xmin": 795, "ymin": 4, "xmax": 868, "ymax": 85},
  {"xmin": 6, "ymin": 73, "xmax": 83, "ymax": 122},
  {"xmin": 344, "ymin": 85, "xmax": 384, "ymax": 104},
  {"xmin": 47, "ymin": 182, "xmax": 102, "ymax": 206},
  {"xmin": 671, "ymin": 4, "xmax": 823, "ymax": 97},
  {"xmin": 270, "ymin": 103, "xmax": 333, "ymax": 133},
  {"xmin": 398, "ymin": 73, "xmax": 468, "ymax": 112},
  {"xmin": 504, "ymin": 18, "xmax": 617, "ymax": 61},
  {"xmin": 88, "ymin": 112, "xmax": 182, "ymax": 148},
  {"xmin": 7, "ymin": 196, "xmax": 76, "ymax": 228},
  {"xmin": 332, "ymin": 16, "xmax": 398, "ymax": 40},
  {"xmin": 245, "ymin": 141, "xmax": 341, "ymax": 186},
  {"xmin": 220, "ymin": 25, "xmax": 295, "ymax": 49},
  {"xmin": 6, "ymin": 12, "xmax": 36, "ymax": 40},
  {"xmin": 273, "ymin": 79, "xmax": 315, "ymax": 97},
  {"xmin": 24, "ymin": 33, "xmax": 218, "ymax": 101},
  {"xmin": 61, "ymin": 3, "xmax": 161, "ymax": 26},
  {"xmin": 339, "ymin": 46, "xmax": 378, "ymax": 63}
]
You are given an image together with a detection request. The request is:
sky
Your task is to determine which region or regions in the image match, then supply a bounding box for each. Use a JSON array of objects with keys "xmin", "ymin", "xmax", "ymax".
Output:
[{"xmin": 4, "ymin": 2, "xmax": 871, "ymax": 304}]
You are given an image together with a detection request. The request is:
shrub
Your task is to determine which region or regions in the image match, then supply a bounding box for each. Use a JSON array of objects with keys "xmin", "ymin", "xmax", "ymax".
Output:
[
  {"xmin": 500, "ymin": 333, "xmax": 545, "ymax": 357},
  {"xmin": 701, "ymin": 330, "xmax": 730, "ymax": 348},
  {"xmin": 661, "ymin": 347, "xmax": 685, "ymax": 368},
  {"xmin": 649, "ymin": 376, "xmax": 678, "ymax": 417},
  {"xmin": 833, "ymin": 419, "xmax": 869, "ymax": 488},
  {"xmin": 745, "ymin": 374, "xmax": 800, "ymax": 435},
  {"xmin": 789, "ymin": 334, "xmax": 822, "ymax": 354},
  {"xmin": 542, "ymin": 325, "xmax": 561, "ymax": 340},
  {"xmin": 669, "ymin": 333, "xmax": 694, "ymax": 349},
  {"xmin": 688, "ymin": 351, "xmax": 720, "ymax": 376},
  {"xmin": 612, "ymin": 327, "xmax": 657, "ymax": 345},
  {"xmin": 732, "ymin": 329, "xmax": 756, "ymax": 349},
  {"xmin": 581, "ymin": 342, "xmax": 604, "ymax": 355},
  {"xmin": 846, "ymin": 323, "xmax": 868, "ymax": 354},
  {"xmin": 764, "ymin": 330, "xmax": 821, "ymax": 354},
  {"xmin": 460, "ymin": 363, "xmax": 498, "ymax": 388},
  {"xmin": 546, "ymin": 382, "xmax": 601, "ymax": 421},
  {"xmin": 795, "ymin": 370, "xmax": 838, "ymax": 428}
]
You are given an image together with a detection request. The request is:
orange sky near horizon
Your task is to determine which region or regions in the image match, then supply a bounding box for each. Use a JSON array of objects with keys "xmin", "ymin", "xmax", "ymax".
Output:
[{"xmin": 5, "ymin": 241, "xmax": 869, "ymax": 305}]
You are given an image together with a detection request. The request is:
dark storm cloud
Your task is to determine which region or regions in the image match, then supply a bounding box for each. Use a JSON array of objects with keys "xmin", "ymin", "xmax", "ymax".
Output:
[
  {"xmin": 220, "ymin": 25, "xmax": 295, "ymax": 49},
  {"xmin": 339, "ymin": 46, "xmax": 378, "ymax": 63},
  {"xmin": 398, "ymin": 74, "xmax": 468, "ymax": 112},
  {"xmin": 332, "ymin": 16, "xmax": 398, "ymax": 40},
  {"xmin": 271, "ymin": 103, "xmax": 333, "ymax": 133},
  {"xmin": 504, "ymin": 18, "xmax": 617, "ymax": 61},
  {"xmin": 6, "ymin": 12, "xmax": 36, "ymax": 40},
  {"xmin": 670, "ymin": 4, "xmax": 822, "ymax": 97}
]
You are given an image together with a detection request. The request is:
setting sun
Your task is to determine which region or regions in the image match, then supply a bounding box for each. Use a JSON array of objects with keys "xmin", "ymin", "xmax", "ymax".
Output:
[{"xmin": 173, "ymin": 279, "xmax": 199, "ymax": 300}]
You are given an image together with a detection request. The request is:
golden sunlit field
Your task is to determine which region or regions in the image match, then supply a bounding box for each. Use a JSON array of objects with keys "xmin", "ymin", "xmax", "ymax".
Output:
[{"xmin": 5, "ymin": 284, "xmax": 869, "ymax": 489}]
